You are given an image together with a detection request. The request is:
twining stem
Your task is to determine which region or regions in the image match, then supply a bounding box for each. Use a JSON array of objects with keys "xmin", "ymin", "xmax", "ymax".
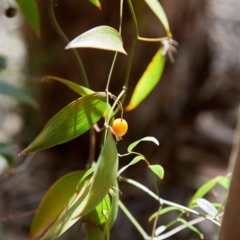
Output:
[
  {"xmin": 108, "ymin": 89, "xmax": 126, "ymax": 123},
  {"xmin": 111, "ymin": 0, "xmax": 138, "ymax": 118},
  {"xmin": 48, "ymin": 0, "xmax": 89, "ymax": 87},
  {"xmin": 105, "ymin": 0, "xmax": 124, "ymax": 93},
  {"xmin": 151, "ymin": 205, "xmax": 162, "ymax": 239},
  {"xmin": 105, "ymin": 52, "xmax": 118, "ymax": 92},
  {"xmin": 124, "ymin": 0, "xmax": 138, "ymax": 90}
]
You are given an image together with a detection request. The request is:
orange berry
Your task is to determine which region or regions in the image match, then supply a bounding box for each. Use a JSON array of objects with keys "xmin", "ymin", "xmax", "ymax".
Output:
[{"xmin": 112, "ymin": 118, "xmax": 128, "ymax": 137}]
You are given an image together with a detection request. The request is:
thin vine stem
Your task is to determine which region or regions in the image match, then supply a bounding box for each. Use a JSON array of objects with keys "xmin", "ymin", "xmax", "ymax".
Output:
[
  {"xmin": 105, "ymin": 0, "xmax": 124, "ymax": 93},
  {"xmin": 48, "ymin": 0, "xmax": 89, "ymax": 87},
  {"xmin": 138, "ymin": 36, "xmax": 168, "ymax": 42},
  {"xmin": 119, "ymin": 199, "xmax": 206, "ymax": 240},
  {"xmin": 105, "ymin": 52, "xmax": 118, "ymax": 92},
  {"xmin": 118, "ymin": 200, "xmax": 149, "ymax": 240},
  {"xmin": 153, "ymin": 217, "xmax": 205, "ymax": 240},
  {"xmin": 104, "ymin": 0, "xmax": 123, "ymax": 135},
  {"xmin": 112, "ymin": 0, "xmax": 138, "ymax": 117},
  {"xmin": 124, "ymin": 0, "xmax": 138, "ymax": 89}
]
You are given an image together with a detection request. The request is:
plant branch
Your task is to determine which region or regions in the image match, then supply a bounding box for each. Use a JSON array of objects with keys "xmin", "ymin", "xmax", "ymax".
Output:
[
  {"xmin": 119, "ymin": 198, "xmax": 206, "ymax": 240},
  {"xmin": 122, "ymin": 177, "xmax": 221, "ymax": 226},
  {"xmin": 118, "ymin": 200, "xmax": 149, "ymax": 239},
  {"xmin": 138, "ymin": 36, "xmax": 168, "ymax": 42},
  {"xmin": 153, "ymin": 217, "xmax": 205, "ymax": 240},
  {"xmin": 124, "ymin": 0, "xmax": 138, "ymax": 90}
]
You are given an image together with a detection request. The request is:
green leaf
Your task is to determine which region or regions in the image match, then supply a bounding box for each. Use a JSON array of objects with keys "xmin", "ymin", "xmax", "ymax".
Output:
[
  {"xmin": 29, "ymin": 171, "xmax": 85, "ymax": 240},
  {"xmin": 178, "ymin": 218, "xmax": 203, "ymax": 239},
  {"xmin": 44, "ymin": 76, "xmax": 94, "ymax": 96},
  {"xmin": 196, "ymin": 198, "xmax": 218, "ymax": 217},
  {"xmin": 88, "ymin": 0, "xmax": 101, "ymax": 9},
  {"xmin": 149, "ymin": 206, "xmax": 184, "ymax": 221},
  {"xmin": 109, "ymin": 180, "xmax": 119, "ymax": 225},
  {"xmin": 20, "ymin": 92, "xmax": 107, "ymax": 155},
  {"xmin": 84, "ymin": 181, "xmax": 119, "ymax": 240},
  {"xmin": 188, "ymin": 176, "xmax": 226, "ymax": 207},
  {"xmin": 0, "ymin": 81, "xmax": 37, "ymax": 107},
  {"xmin": 40, "ymin": 131, "xmax": 118, "ymax": 240},
  {"xmin": 65, "ymin": 26, "xmax": 127, "ymax": 54},
  {"xmin": 80, "ymin": 131, "xmax": 118, "ymax": 215},
  {"xmin": 15, "ymin": 0, "xmax": 40, "ymax": 36},
  {"xmin": 127, "ymin": 136, "xmax": 159, "ymax": 152},
  {"xmin": 149, "ymin": 164, "xmax": 164, "ymax": 179},
  {"xmin": 126, "ymin": 49, "xmax": 165, "ymax": 111},
  {"xmin": 79, "ymin": 165, "xmax": 97, "ymax": 185},
  {"xmin": 0, "ymin": 143, "xmax": 14, "ymax": 166},
  {"xmin": 143, "ymin": 0, "xmax": 171, "ymax": 37},
  {"xmin": 118, "ymin": 156, "xmax": 144, "ymax": 176},
  {"xmin": 44, "ymin": 76, "xmax": 111, "ymax": 118},
  {"xmin": 83, "ymin": 194, "xmax": 111, "ymax": 240}
]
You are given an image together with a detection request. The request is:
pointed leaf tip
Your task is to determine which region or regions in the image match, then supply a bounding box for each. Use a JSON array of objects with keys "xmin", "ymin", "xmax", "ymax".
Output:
[
  {"xmin": 144, "ymin": 0, "xmax": 172, "ymax": 36},
  {"xmin": 126, "ymin": 49, "xmax": 165, "ymax": 111},
  {"xmin": 149, "ymin": 164, "xmax": 164, "ymax": 179},
  {"xmin": 15, "ymin": 0, "xmax": 40, "ymax": 36},
  {"xmin": 89, "ymin": 0, "xmax": 102, "ymax": 9}
]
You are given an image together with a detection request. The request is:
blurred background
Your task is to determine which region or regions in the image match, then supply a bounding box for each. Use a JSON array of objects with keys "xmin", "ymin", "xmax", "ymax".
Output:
[{"xmin": 0, "ymin": 0, "xmax": 239, "ymax": 239}]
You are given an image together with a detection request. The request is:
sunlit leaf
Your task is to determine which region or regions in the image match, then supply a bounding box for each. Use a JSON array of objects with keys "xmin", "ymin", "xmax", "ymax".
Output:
[
  {"xmin": 30, "ymin": 171, "xmax": 85, "ymax": 240},
  {"xmin": 126, "ymin": 49, "xmax": 165, "ymax": 111},
  {"xmin": 40, "ymin": 131, "xmax": 118, "ymax": 239},
  {"xmin": 79, "ymin": 165, "xmax": 96, "ymax": 185},
  {"xmin": 84, "ymin": 180, "xmax": 119, "ymax": 240},
  {"xmin": 84, "ymin": 181, "xmax": 119, "ymax": 240},
  {"xmin": 109, "ymin": 180, "xmax": 119, "ymax": 225},
  {"xmin": 15, "ymin": 0, "xmax": 40, "ymax": 36},
  {"xmin": 88, "ymin": 0, "xmax": 101, "ymax": 9},
  {"xmin": 44, "ymin": 76, "xmax": 95, "ymax": 96},
  {"xmin": 143, "ymin": 0, "xmax": 171, "ymax": 37},
  {"xmin": 0, "ymin": 81, "xmax": 37, "ymax": 107},
  {"xmin": 149, "ymin": 164, "xmax": 164, "ymax": 179},
  {"xmin": 118, "ymin": 155, "xmax": 144, "ymax": 176},
  {"xmin": 44, "ymin": 76, "xmax": 112, "ymax": 118},
  {"xmin": 127, "ymin": 136, "xmax": 159, "ymax": 152},
  {"xmin": 196, "ymin": 198, "xmax": 218, "ymax": 217},
  {"xmin": 149, "ymin": 206, "xmax": 184, "ymax": 221},
  {"xmin": 188, "ymin": 176, "xmax": 227, "ymax": 207},
  {"xmin": 65, "ymin": 26, "xmax": 126, "ymax": 54},
  {"xmin": 20, "ymin": 93, "xmax": 107, "ymax": 155},
  {"xmin": 178, "ymin": 218, "xmax": 203, "ymax": 239},
  {"xmin": 83, "ymin": 194, "xmax": 111, "ymax": 240},
  {"xmin": 80, "ymin": 131, "xmax": 118, "ymax": 215}
]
